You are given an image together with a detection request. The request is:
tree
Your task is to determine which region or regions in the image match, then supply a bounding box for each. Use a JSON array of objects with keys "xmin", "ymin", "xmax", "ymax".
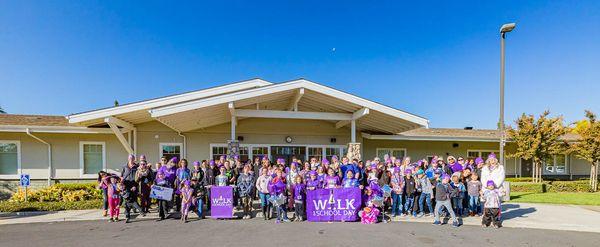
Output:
[
  {"xmin": 0, "ymin": 106, "xmax": 5, "ymax": 114},
  {"xmin": 570, "ymin": 110, "xmax": 600, "ymax": 191},
  {"xmin": 507, "ymin": 111, "xmax": 568, "ymax": 183}
]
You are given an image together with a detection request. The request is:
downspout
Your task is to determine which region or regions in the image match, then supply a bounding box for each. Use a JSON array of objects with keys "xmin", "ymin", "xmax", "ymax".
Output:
[
  {"xmin": 178, "ymin": 132, "xmax": 187, "ymax": 159},
  {"xmin": 26, "ymin": 128, "xmax": 52, "ymax": 186}
]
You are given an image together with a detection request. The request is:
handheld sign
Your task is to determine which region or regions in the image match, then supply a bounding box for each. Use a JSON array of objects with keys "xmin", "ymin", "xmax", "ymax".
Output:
[{"xmin": 150, "ymin": 185, "xmax": 173, "ymax": 201}]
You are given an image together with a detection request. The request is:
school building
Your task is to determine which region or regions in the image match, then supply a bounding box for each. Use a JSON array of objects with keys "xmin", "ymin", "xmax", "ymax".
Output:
[{"xmin": 0, "ymin": 78, "xmax": 589, "ymax": 193}]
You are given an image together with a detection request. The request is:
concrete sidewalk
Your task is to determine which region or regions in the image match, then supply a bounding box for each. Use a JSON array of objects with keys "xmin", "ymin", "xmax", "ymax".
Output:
[{"xmin": 2, "ymin": 202, "xmax": 600, "ymax": 233}]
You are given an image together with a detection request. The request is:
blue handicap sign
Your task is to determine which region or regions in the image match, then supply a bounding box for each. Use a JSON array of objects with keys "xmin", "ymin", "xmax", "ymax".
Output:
[{"xmin": 20, "ymin": 174, "xmax": 30, "ymax": 187}]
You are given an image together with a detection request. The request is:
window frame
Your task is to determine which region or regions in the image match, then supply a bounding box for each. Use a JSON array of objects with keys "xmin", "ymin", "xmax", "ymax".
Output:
[
  {"xmin": 0, "ymin": 140, "xmax": 21, "ymax": 179},
  {"xmin": 543, "ymin": 154, "xmax": 568, "ymax": 175},
  {"xmin": 375, "ymin": 148, "xmax": 407, "ymax": 160},
  {"xmin": 79, "ymin": 141, "xmax": 106, "ymax": 178},
  {"xmin": 466, "ymin": 149, "xmax": 499, "ymax": 159},
  {"xmin": 158, "ymin": 142, "xmax": 183, "ymax": 162}
]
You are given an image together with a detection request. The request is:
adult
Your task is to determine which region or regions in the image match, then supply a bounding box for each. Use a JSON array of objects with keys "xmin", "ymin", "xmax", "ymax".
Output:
[
  {"xmin": 480, "ymin": 153, "xmax": 505, "ymax": 190},
  {"xmin": 135, "ymin": 160, "xmax": 154, "ymax": 213},
  {"xmin": 256, "ymin": 167, "xmax": 272, "ymax": 220},
  {"xmin": 448, "ymin": 156, "xmax": 463, "ymax": 173},
  {"xmin": 340, "ymin": 156, "xmax": 360, "ymax": 179},
  {"xmin": 121, "ymin": 154, "xmax": 145, "ymax": 223}
]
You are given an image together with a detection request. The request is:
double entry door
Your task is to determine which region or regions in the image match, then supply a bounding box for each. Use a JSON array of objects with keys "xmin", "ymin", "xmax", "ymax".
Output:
[{"xmin": 270, "ymin": 146, "xmax": 306, "ymax": 165}]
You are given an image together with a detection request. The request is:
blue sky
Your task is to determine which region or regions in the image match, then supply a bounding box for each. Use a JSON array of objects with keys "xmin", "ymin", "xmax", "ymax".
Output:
[{"xmin": 1, "ymin": 1, "xmax": 599, "ymax": 129}]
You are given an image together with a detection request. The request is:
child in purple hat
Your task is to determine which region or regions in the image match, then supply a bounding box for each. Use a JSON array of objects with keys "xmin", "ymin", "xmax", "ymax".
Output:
[
  {"xmin": 180, "ymin": 180, "xmax": 193, "ymax": 223},
  {"xmin": 481, "ymin": 180, "xmax": 504, "ymax": 228},
  {"xmin": 390, "ymin": 167, "xmax": 404, "ymax": 217},
  {"xmin": 433, "ymin": 174, "xmax": 459, "ymax": 227},
  {"xmin": 449, "ymin": 172, "xmax": 466, "ymax": 217}
]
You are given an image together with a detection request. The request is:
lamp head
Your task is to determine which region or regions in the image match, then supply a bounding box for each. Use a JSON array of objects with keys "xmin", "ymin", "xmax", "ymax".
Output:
[{"xmin": 500, "ymin": 23, "xmax": 516, "ymax": 33}]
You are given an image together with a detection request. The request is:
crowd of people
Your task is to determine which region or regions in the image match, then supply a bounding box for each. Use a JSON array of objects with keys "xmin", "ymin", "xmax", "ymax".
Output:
[{"xmin": 97, "ymin": 152, "xmax": 506, "ymax": 227}]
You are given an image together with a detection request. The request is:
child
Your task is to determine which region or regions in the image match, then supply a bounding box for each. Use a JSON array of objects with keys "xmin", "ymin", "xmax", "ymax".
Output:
[
  {"xmin": 390, "ymin": 167, "xmax": 404, "ymax": 217},
  {"xmin": 255, "ymin": 167, "xmax": 272, "ymax": 220},
  {"xmin": 268, "ymin": 168, "xmax": 290, "ymax": 223},
  {"xmin": 342, "ymin": 170, "xmax": 360, "ymax": 188},
  {"xmin": 292, "ymin": 175, "xmax": 306, "ymax": 221},
  {"xmin": 481, "ymin": 180, "xmax": 503, "ymax": 228},
  {"xmin": 215, "ymin": 166, "xmax": 228, "ymax": 186},
  {"xmin": 180, "ymin": 180, "xmax": 193, "ymax": 223},
  {"xmin": 433, "ymin": 174, "xmax": 459, "ymax": 227},
  {"xmin": 190, "ymin": 177, "xmax": 206, "ymax": 219},
  {"xmin": 306, "ymin": 171, "xmax": 321, "ymax": 191},
  {"xmin": 106, "ymin": 176, "xmax": 121, "ymax": 222},
  {"xmin": 450, "ymin": 172, "xmax": 466, "ymax": 217},
  {"xmin": 403, "ymin": 169, "xmax": 417, "ymax": 217},
  {"xmin": 467, "ymin": 173, "xmax": 482, "ymax": 216},
  {"xmin": 416, "ymin": 169, "xmax": 434, "ymax": 217},
  {"xmin": 360, "ymin": 201, "xmax": 380, "ymax": 224},
  {"xmin": 154, "ymin": 170, "xmax": 173, "ymax": 221},
  {"xmin": 323, "ymin": 168, "xmax": 340, "ymax": 189}
]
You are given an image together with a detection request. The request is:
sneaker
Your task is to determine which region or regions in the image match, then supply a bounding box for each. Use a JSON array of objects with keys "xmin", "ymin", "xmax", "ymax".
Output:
[
  {"xmin": 108, "ymin": 218, "xmax": 114, "ymax": 222},
  {"xmin": 417, "ymin": 213, "xmax": 424, "ymax": 217},
  {"xmin": 412, "ymin": 213, "xmax": 417, "ymax": 217},
  {"xmin": 432, "ymin": 221, "xmax": 441, "ymax": 225},
  {"xmin": 125, "ymin": 218, "xmax": 130, "ymax": 224},
  {"xmin": 103, "ymin": 210, "xmax": 108, "ymax": 217},
  {"xmin": 282, "ymin": 219, "xmax": 291, "ymax": 223},
  {"xmin": 452, "ymin": 221, "xmax": 459, "ymax": 227}
]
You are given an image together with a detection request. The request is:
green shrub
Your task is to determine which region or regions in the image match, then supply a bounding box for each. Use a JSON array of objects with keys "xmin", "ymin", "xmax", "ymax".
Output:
[
  {"xmin": 9, "ymin": 182, "xmax": 102, "ymax": 203},
  {"xmin": 506, "ymin": 177, "xmax": 536, "ymax": 182},
  {"xmin": 510, "ymin": 182, "xmax": 547, "ymax": 193},
  {"xmin": 0, "ymin": 199, "xmax": 102, "ymax": 212},
  {"xmin": 547, "ymin": 180, "xmax": 592, "ymax": 193}
]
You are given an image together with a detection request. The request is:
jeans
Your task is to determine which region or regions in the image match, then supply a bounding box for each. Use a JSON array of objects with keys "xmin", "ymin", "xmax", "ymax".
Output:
[
  {"xmin": 451, "ymin": 197, "xmax": 463, "ymax": 216},
  {"xmin": 276, "ymin": 204, "xmax": 289, "ymax": 221},
  {"xmin": 404, "ymin": 194, "xmax": 415, "ymax": 215},
  {"xmin": 124, "ymin": 199, "xmax": 143, "ymax": 219},
  {"xmin": 418, "ymin": 193, "xmax": 433, "ymax": 214},
  {"xmin": 196, "ymin": 198, "xmax": 204, "ymax": 218},
  {"xmin": 391, "ymin": 192, "xmax": 403, "ymax": 216},
  {"xmin": 468, "ymin": 196, "xmax": 480, "ymax": 214},
  {"xmin": 259, "ymin": 192, "xmax": 270, "ymax": 207},
  {"xmin": 434, "ymin": 200, "xmax": 457, "ymax": 223},
  {"xmin": 294, "ymin": 201, "xmax": 305, "ymax": 220}
]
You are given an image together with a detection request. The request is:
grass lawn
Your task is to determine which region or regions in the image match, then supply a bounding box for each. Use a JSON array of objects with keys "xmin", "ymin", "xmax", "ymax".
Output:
[{"xmin": 510, "ymin": 192, "xmax": 600, "ymax": 206}]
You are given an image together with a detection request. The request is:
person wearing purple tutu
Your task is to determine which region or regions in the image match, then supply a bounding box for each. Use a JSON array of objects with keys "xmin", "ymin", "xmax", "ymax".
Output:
[
  {"xmin": 180, "ymin": 180, "xmax": 193, "ymax": 223},
  {"xmin": 268, "ymin": 168, "xmax": 290, "ymax": 223}
]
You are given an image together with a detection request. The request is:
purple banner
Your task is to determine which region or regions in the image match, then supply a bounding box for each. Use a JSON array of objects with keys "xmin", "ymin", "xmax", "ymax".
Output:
[
  {"xmin": 210, "ymin": 186, "xmax": 234, "ymax": 218},
  {"xmin": 306, "ymin": 188, "xmax": 362, "ymax": 222}
]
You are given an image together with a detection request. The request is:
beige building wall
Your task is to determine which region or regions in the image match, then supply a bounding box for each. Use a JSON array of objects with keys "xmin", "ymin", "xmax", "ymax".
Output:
[
  {"xmin": 1, "ymin": 119, "xmax": 595, "ymax": 181},
  {"xmin": 362, "ymin": 139, "xmax": 520, "ymax": 176}
]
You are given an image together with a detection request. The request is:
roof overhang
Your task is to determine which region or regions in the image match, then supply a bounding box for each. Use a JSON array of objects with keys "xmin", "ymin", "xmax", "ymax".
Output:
[
  {"xmin": 361, "ymin": 132, "xmax": 501, "ymax": 142},
  {"xmin": 66, "ymin": 78, "xmax": 272, "ymax": 125},
  {"xmin": 0, "ymin": 125, "xmax": 114, "ymax": 134}
]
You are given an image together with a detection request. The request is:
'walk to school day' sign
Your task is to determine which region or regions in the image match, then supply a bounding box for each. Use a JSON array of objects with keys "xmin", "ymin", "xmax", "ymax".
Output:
[
  {"xmin": 211, "ymin": 186, "xmax": 234, "ymax": 218},
  {"xmin": 306, "ymin": 188, "xmax": 362, "ymax": 222}
]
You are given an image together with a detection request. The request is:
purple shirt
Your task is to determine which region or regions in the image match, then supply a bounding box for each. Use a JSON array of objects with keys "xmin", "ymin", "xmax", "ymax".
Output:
[
  {"xmin": 159, "ymin": 165, "xmax": 177, "ymax": 183},
  {"xmin": 323, "ymin": 175, "xmax": 340, "ymax": 188},
  {"xmin": 450, "ymin": 162, "xmax": 464, "ymax": 173},
  {"xmin": 293, "ymin": 183, "xmax": 306, "ymax": 201}
]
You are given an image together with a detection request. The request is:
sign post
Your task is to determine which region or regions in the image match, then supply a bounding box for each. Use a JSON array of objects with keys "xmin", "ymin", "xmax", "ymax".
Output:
[{"xmin": 20, "ymin": 174, "xmax": 30, "ymax": 202}]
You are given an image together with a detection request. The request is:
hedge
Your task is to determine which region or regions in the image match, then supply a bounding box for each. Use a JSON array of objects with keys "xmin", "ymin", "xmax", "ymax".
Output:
[
  {"xmin": 508, "ymin": 180, "xmax": 595, "ymax": 193},
  {"xmin": 510, "ymin": 182, "xmax": 547, "ymax": 193},
  {"xmin": 547, "ymin": 180, "xmax": 591, "ymax": 193},
  {"xmin": 0, "ymin": 199, "xmax": 103, "ymax": 212},
  {"xmin": 9, "ymin": 182, "xmax": 102, "ymax": 203}
]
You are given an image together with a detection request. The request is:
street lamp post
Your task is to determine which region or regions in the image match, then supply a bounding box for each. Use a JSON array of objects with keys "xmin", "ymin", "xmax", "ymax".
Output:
[{"xmin": 499, "ymin": 23, "xmax": 516, "ymax": 167}]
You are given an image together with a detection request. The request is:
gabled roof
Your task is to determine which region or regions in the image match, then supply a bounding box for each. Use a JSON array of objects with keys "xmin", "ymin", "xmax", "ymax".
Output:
[
  {"xmin": 0, "ymin": 114, "xmax": 73, "ymax": 126},
  {"xmin": 67, "ymin": 78, "xmax": 272, "ymax": 125},
  {"xmin": 148, "ymin": 79, "xmax": 429, "ymax": 133}
]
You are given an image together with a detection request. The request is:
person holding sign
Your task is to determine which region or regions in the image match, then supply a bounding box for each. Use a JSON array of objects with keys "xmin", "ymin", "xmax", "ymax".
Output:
[
  {"xmin": 154, "ymin": 171, "xmax": 173, "ymax": 221},
  {"xmin": 268, "ymin": 168, "xmax": 290, "ymax": 223}
]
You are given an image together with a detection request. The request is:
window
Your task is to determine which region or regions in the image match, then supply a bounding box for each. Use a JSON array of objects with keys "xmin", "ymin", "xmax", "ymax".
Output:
[
  {"xmin": 544, "ymin": 155, "xmax": 567, "ymax": 174},
  {"xmin": 467, "ymin": 150, "xmax": 498, "ymax": 160},
  {"xmin": 211, "ymin": 146, "xmax": 228, "ymax": 161},
  {"xmin": 376, "ymin": 148, "xmax": 406, "ymax": 160},
  {"xmin": 252, "ymin": 146, "xmax": 269, "ymax": 159},
  {"xmin": 325, "ymin": 147, "xmax": 341, "ymax": 161},
  {"xmin": 308, "ymin": 147, "xmax": 323, "ymax": 161},
  {"xmin": 160, "ymin": 143, "xmax": 182, "ymax": 162},
  {"xmin": 238, "ymin": 146, "xmax": 249, "ymax": 162},
  {"xmin": 80, "ymin": 142, "xmax": 105, "ymax": 177},
  {"xmin": 0, "ymin": 141, "xmax": 20, "ymax": 176}
]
